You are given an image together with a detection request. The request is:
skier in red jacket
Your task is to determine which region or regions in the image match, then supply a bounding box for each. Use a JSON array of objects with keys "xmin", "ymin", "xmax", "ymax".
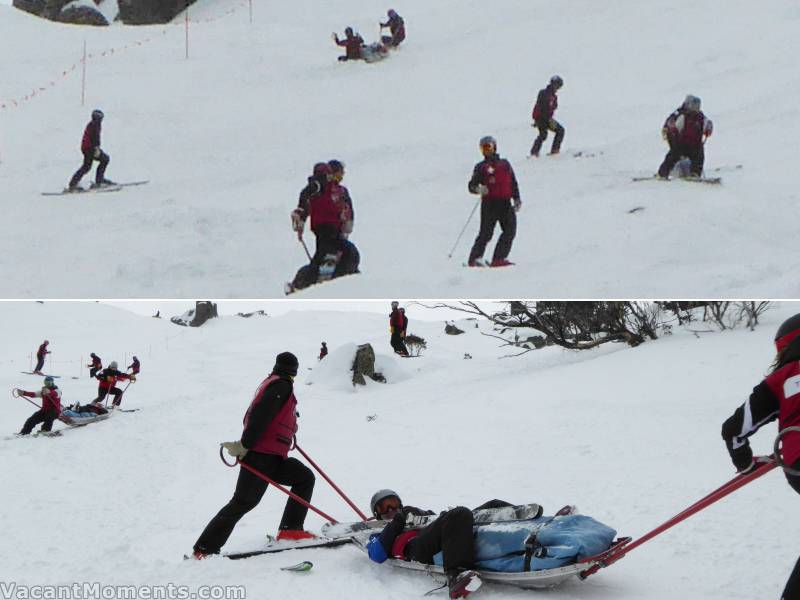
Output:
[
  {"xmin": 87, "ymin": 352, "xmax": 102, "ymax": 378},
  {"xmin": 93, "ymin": 361, "xmax": 133, "ymax": 407},
  {"xmin": 530, "ymin": 76, "xmax": 565, "ymax": 157},
  {"xmin": 390, "ymin": 301, "xmax": 409, "ymax": 356},
  {"xmin": 192, "ymin": 352, "xmax": 316, "ymax": 558},
  {"xmin": 721, "ymin": 313, "xmax": 800, "ymax": 599},
  {"xmin": 657, "ymin": 95, "xmax": 713, "ymax": 178},
  {"xmin": 467, "ymin": 136, "xmax": 521, "ymax": 267},
  {"xmin": 17, "ymin": 376, "xmax": 62, "ymax": 435},
  {"xmin": 68, "ymin": 109, "xmax": 115, "ymax": 191},
  {"xmin": 33, "ymin": 340, "xmax": 50, "ymax": 375}
]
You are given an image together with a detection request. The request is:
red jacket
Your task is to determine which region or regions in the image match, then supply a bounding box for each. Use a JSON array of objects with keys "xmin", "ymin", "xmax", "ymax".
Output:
[
  {"xmin": 765, "ymin": 361, "xmax": 800, "ymax": 466},
  {"xmin": 243, "ymin": 375, "xmax": 297, "ymax": 457},
  {"xmin": 532, "ymin": 85, "xmax": 558, "ymax": 122},
  {"xmin": 336, "ymin": 34, "xmax": 364, "ymax": 59},
  {"xmin": 329, "ymin": 181, "xmax": 353, "ymax": 225},
  {"xmin": 97, "ymin": 368, "xmax": 131, "ymax": 391},
  {"xmin": 309, "ymin": 183, "xmax": 342, "ymax": 232},
  {"xmin": 470, "ymin": 156, "xmax": 517, "ymax": 201},
  {"xmin": 37, "ymin": 343, "xmax": 49, "ymax": 359},
  {"xmin": 390, "ymin": 308, "xmax": 403, "ymax": 332},
  {"xmin": 23, "ymin": 387, "xmax": 62, "ymax": 414},
  {"xmin": 664, "ymin": 109, "xmax": 710, "ymax": 147},
  {"xmin": 81, "ymin": 120, "xmax": 101, "ymax": 153}
]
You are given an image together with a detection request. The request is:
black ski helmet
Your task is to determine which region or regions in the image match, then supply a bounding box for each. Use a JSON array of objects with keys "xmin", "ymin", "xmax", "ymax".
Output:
[
  {"xmin": 44, "ymin": 376, "xmax": 56, "ymax": 388},
  {"xmin": 274, "ymin": 351, "xmax": 299, "ymax": 377},
  {"xmin": 328, "ymin": 159, "xmax": 345, "ymax": 174},
  {"xmin": 370, "ymin": 489, "xmax": 402, "ymax": 518},
  {"xmin": 91, "ymin": 109, "xmax": 104, "ymax": 121},
  {"xmin": 550, "ymin": 75, "xmax": 563, "ymax": 89},
  {"xmin": 345, "ymin": 26, "xmax": 354, "ymax": 36},
  {"xmin": 775, "ymin": 314, "xmax": 800, "ymax": 352}
]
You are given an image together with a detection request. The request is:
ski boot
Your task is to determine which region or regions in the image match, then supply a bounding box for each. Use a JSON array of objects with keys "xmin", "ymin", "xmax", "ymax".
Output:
[{"xmin": 447, "ymin": 570, "xmax": 482, "ymax": 599}]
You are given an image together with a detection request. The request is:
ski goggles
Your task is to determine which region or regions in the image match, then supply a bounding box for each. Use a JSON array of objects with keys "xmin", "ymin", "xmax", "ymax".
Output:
[{"xmin": 376, "ymin": 496, "xmax": 401, "ymax": 517}]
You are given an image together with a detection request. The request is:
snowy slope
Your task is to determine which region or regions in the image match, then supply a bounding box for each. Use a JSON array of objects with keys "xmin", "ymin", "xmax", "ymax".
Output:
[
  {"xmin": 1, "ymin": 1, "xmax": 799, "ymax": 297},
  {"xmin": 1, "ymin": 300, "xmax": 799, "ymax": 599}
]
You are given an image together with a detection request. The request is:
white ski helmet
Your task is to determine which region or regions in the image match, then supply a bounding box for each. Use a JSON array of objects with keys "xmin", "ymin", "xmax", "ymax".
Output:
[
  {"xmin": 109, "ymin": 361, "xmax": 118, "ymax": 370},
  {"xmin": 479, "ymin": 135, "xmax": 497, "ymax": 154},
  {"xmin": 682, "ymin": 95, "xmax": 701, "ymax": 112},
  {"xmin": 370, "ymin": 489, "xmax": 402, "ymax": 518}
]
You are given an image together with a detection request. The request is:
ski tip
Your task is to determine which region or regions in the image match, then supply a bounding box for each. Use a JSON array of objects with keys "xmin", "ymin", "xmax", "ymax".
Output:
[{"xmin": 281, "ymin": 560, "xmax": 313, "ymax": 572}]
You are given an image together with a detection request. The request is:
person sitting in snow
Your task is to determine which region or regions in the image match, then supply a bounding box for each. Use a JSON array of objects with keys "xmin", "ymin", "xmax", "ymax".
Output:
[
  {"xmin": 319, "ymin": 342, "xmax": 328, "ymax": 361},
  {"xmin": 379, "ymin": 9, "xmax": 405, "ymax": 47},
  {"xmin": 333, "ymin": 27, "xmax": 365, "ymax": 61},
  {"xmin": 16, "ymin": 376, "xmax": 62, "ymax": 435},
  {"xmin": 657, "ymin": 94, "xmax": 713, "ymax": 179}
]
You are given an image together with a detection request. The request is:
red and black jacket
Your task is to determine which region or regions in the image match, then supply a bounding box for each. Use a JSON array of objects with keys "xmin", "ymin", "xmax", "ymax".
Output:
[
  {"xmin": 336, "ymin": 33, "xmax": 364, "ymax": 59},
  {"xmin": 81, "ymin": 120, "xmax": 101, "ymax": 154},
  {"xmin": 663, "ymin": 108, "xmax": 709, "ymax": 147},
  {"xmin": 37, "ymin": 343, "xmax": 49, "ymax": 359},
  {"xmin": 468, "ymin": 154, "xmax": 520, "ymax": 202},
  {"xmin": 22, "ymin": 386, "xmax": 62, "ymax": 414},
  {"xmin": 532, "ymin": 84, "xmax": 558, "ymax": 123},
  {"xmin": 96, "ymin": 367, "xmax": 131, "ymax": 391},
  {"xmin": 242, "ymin": 374, "xmax": 297, "ymax": 458},
  {"xmin": 722, "ymin": 336, "xmax": 800, "ymax": 471},
  {"xmin": 380, "ymin": 14, "xmax": 405, "ymax": 45}
]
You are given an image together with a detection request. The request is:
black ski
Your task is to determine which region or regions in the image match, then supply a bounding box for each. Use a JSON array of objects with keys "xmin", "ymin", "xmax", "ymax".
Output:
[{"xmin": 224, "ymin": 537, "xmax": 351, "ymax": 560}]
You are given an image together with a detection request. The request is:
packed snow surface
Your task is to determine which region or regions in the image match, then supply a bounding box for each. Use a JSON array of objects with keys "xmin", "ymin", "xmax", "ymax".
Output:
[
  {"xmin": 1, "ymin": 1, "xmax": 799, "ymax": 297},
  {"xmin": 1, "ymin": 301, "xmax": 799, "ymax": 599}
]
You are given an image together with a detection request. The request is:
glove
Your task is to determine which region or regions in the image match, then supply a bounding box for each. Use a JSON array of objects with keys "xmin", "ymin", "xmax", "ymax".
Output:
[
  {"xmin": 221, "ymin": 440, "xmax": 248, "ymax": 459},
  {"xmin": 476, "ymin": 184, "xmax": 489, "ymax": 197},
  {"xmin": 513, "ymin": 198, "xmax": 522, "ymax": 212},
  {"xmin": 404, "ymin": 512, "xmax": 428, "ymax": 528},
  {"xmin": 93, "ymin": 147, "xmax": 101, "ymax": 159},
  {"xmin": 129, "ymin": 375, "xmax": 136, "ymax": 382},
  {"xmin": 291, "ymin": 209, "xmax": 305, "ymax": 232},
  {"xmin": 331, "ymin": 33, "xmax": 338, "ymax": 41},
  {"xmin": 739, "ymin": 455, "xmax": 771, "ymax": 475}
]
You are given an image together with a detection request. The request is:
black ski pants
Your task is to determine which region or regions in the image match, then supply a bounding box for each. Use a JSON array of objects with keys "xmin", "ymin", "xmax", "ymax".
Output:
[
  {"xmin": 69, "ymin": 150, "xmax": 109, "ymax": 187},
  {"xmin": 468, "ymin": 199, "xmax": 517, "ymax": 264},
  {"xmin": 531, "ymin": 118, "xmax": 564, "ymax": 156},
  {"xmin": 390, "ymin": 332, "xmax": 409, "ymax": 356},
  {"xmin": 20, "ymin": 408, "xmax": 58, "ymax": 435},
  {"xmin": 89, "ymin": 367, "xmax": 100, "ymax": 378},
  {"xmin": 194, "ymin": 452, "xmax": 315, "ymax": 554},
  {"xmin": 658, "ymin": 142, "xmax": 704, "ymax": 178},
  {"xmin": 94, "ymin": 385, "xmax": 123, "ymax": 406},
  {"xmin": 406, "ymin": 506, "xmax": 475, "ymax": 573},
  {"xmin": 35, "ymin": 356, "xmax": 45, "ymax": 372},
  {"xmin": 291, "ymin": 225, "xmax": 346, "ymax": 290},
  {"xmin": 781, "ymin": 466, "xmax": 800, "ymax": 599}
]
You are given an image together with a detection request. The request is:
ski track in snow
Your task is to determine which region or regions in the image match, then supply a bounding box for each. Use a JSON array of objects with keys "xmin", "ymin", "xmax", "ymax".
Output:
[
  {"xmin": 1, "ymin": 301, "xmax": 798, "ymax": 599},
  {"xmin": 0, "ymin": 0, "xmax": 799, "ymax": 297}
]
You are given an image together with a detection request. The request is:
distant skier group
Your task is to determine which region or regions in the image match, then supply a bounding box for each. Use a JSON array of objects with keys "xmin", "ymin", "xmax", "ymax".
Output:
[
  {"xmin": 333, "ymin": 9, "xmax": 405, "ymax": 62},
  {"xmin": 15, "ymin": 341, "xmax": 140, "ymax": 436}
]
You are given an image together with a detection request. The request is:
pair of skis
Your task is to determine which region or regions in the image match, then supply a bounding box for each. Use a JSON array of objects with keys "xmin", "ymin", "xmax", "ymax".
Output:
[{"xmin": 42, "ymin": 180, "xmax": 149, "ymax": 196}]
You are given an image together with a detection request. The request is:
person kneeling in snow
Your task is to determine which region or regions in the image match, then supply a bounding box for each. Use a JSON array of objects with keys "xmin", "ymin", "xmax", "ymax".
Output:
[
  {"xmin": 657, "ymin": 94, "xmax": 713, "ymax": 179},
  {"xmin": 333, "ymin": 27, "xmax": 365, "ymax": 61},
  {"xmin": 365, "ymin": 489, "xmax": 481, "ymax": 599},
  {"xmin": 16, "ymin": 376, "xmax": 62, "ymax": 435}
]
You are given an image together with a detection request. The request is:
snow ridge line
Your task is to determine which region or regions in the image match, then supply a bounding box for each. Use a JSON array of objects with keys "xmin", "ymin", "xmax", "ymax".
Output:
[{"xmin": 0, "ymin": 0, "xmax": 249, "ymax": 111}]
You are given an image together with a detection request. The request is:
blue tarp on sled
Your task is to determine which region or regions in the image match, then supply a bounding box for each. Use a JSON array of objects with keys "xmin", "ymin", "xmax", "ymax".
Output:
[{"xmin": 432, "ymin": 514, "xmax": 616, "ymax": 572}]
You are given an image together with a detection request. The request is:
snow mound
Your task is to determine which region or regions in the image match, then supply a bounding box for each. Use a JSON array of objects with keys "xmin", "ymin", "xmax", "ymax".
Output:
[{"xmin": 306, "ymin": 342, "xmax": 412, "ymax": 391}]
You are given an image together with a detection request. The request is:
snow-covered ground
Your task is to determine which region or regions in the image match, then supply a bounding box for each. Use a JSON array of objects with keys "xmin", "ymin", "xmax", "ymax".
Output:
[
  {"xmin": 1, "ymin": 300, "xmax": 798, "ymax": 599},
  {"xmin": 1, "ymin": 1, "xmax": 799, "ymax": 297}
]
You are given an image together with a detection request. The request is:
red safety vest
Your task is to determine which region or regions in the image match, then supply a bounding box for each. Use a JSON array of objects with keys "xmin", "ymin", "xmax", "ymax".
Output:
[{"xmin": 243, "ymin": 375, "xmax": 298, "ymax": 458}]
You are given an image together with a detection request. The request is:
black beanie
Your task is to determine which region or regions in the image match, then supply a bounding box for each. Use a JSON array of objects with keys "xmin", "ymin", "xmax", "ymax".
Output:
[{"xmin": 273, "ymin": 352, "xmax": 299, "ymax": 377}]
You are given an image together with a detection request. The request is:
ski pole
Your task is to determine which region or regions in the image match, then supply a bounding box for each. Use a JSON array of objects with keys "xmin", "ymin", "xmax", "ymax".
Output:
[
  {"xmin": 299, "ymin": 236, "xmax": 313, "ymax": 261},
  {"xmin": 447, "ymin": 200, "xmax": 479, "ymax": 258},
  {"xmin": 579, "ymin": 457, "xmax": 777, "ymax": 579},
  {"xmin": 294, "ymin": 442, "xmax": 369, "ymax": 521},
  {"xmin": 219, "ymin": 447, "xmax": 339, "ymax": 523},
  {"xmin": 12, "ymin": 388, "xmax": 41, "ymax": 409}
]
